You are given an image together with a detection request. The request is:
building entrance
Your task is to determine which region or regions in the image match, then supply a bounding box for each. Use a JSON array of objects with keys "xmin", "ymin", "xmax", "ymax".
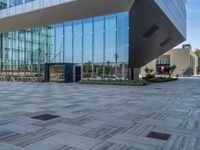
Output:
[
  {"xmin": 49, "ymin": 64, "xmax": 65, "ymax": 82},
  {"xmin": 45, "ymin": 63, "xmax": 76, "ymax": 83},
  {"xmin": 75, "ymin": 66, "xmax": 81, "ymax": 82}
]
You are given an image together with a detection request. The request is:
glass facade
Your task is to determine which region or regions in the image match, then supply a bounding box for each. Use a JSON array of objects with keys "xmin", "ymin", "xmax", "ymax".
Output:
[
  {"xmin": 0, "ymin": 26, "xmax": 54, "ymax": 80},
  {"xmin": 52, "ymin": 12, "xmax": 129, "ymax": 80},
  {"xmin": 0, "ymin": 0, "xmax": 7, "ymax": 10},
  {"xmin": 0, "ymin": 11, "xmax": 129, "ymax": 81},
  {"xmin": 52, "ymin": 12, "xmax": 129, "ymax": 64},
  {"xmin": 9, "ymin": 0, "xmax": 23, "ymax": 7},
  {"xmin": 0, "ymin": 0, "xmax": 35, "ymax": 10}
]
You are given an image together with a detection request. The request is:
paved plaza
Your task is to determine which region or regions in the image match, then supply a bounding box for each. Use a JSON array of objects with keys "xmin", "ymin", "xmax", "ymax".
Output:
[{"xmin": 0, "ymin": 78, "xmax": 199, "ymax": 150}]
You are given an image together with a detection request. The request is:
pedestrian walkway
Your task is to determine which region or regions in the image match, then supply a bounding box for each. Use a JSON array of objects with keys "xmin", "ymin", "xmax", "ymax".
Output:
[{"xmin": 0, "ymin": 78, "xmax": 199, "ymax": 150}]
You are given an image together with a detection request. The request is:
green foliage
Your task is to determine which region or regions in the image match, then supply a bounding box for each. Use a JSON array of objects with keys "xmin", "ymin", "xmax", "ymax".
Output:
[
  {"xmin": 195, "ymin": 49, "xmax": 200, "ymax": 65},
  {"xmin": 146, "ymin": 77, "xmax": 177, "ymax": 83},
  {"xmin": 79, "ymin": 80, "xmax": 148, "ymax": 86},
  {"xmin": 94, "ymin": 64, "xmax": 103, "ymax": 76},
  {"xmin": 105, "ymin": 61, "xmax": 115, "ymax": 76},
  {"xmin": 169, "ymin": 65, "xmax": 176, "ymax": 78},
  {"xmin": 144, "ymin": 67, "xmax": 155, "ymax": 78},
  {"xmin": 195, "ymin": 49, "xmax": 200, "ymax": 58},
  {"xmin": 83, "ymin": 63, "xmax": 92, "ymax": 78}
]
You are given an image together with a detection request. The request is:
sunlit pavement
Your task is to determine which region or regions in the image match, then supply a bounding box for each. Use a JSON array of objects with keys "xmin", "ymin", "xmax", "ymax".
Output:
[{"xmin": 0, "ymin": 78, "xmax": 199, "ymax": 150}]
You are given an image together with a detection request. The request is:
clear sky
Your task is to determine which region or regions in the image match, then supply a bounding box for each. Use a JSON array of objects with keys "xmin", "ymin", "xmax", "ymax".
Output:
[{"xmin": 181, "ymin": 0, "xmax": 200, "ymax": 49}]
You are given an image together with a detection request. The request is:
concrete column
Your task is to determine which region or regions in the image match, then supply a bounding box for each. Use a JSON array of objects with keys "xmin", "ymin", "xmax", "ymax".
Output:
[
  {"xmin": 73, "ymin": 65, "xmax": 75, "ymax": 82},
  {"xmin": 81, "ymin": 65, "xmax": 83, "ymax": 81},
  {"xmin": 92, "ymin": 64, "xmax": 94, "ymax": 79},
  {"xmin": 130, "ymin": 68, "xmax": 140, "ymax": 80},
  {"xmin": 103, "ymin": 63, "xmax": 105, "ymax": 80},
  {"xmin": 122, "ymin": 63, "xmax": 125, "ymax": 79}
]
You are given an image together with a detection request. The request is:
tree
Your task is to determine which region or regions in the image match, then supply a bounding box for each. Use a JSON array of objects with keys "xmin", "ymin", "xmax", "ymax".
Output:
[
  {"xmin": 195, "ymin": 49, "xmax": 200, "ymax": 59},
  {"xmin": 168, "ymin": 65, "xmax": 176, "ymax": 78},
  {"xmin": 83, "ymin": 61, "xmax": 92, "ymax": 78},
  {"xmin": 144, "ymin": 67, "xmax": 154, "ymax": 78},
  {"xmin": 105, "ymin": 61, "xmax": 115, "ymax": 76},
  {"xmin": 195, "ymin": 49, "xmax": 200, "ymax": 74}
]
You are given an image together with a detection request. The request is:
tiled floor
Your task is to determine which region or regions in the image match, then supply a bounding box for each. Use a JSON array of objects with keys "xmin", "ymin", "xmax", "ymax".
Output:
[{"xmin": 0, "ymin": 78, "xmax": 199, "ymax": 150}]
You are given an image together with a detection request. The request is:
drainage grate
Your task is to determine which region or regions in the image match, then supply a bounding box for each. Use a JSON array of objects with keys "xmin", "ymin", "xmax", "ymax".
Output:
[
  {"xmin": 31, "ymin": 114, "xmax": 60, "ymax": 121},
  {"xmin": 154, "ymin": 88, "xmax": 162, "ymax": 90},
  {"xmin": 146, "ymin": 131, "xmax": 171, "ymax": 140},
  {"xmin": 193, "ymin": 93, "xmax": 200, "ymax": 95}
]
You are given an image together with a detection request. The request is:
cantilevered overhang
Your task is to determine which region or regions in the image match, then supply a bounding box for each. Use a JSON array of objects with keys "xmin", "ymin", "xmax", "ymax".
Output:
[
  {"xmin": 0, "ymin": 0, "xmax": 134, "ymax": 33},
  {"xmin": 129, "ymin": 0, "xmax": 186, "ymax": 68}
]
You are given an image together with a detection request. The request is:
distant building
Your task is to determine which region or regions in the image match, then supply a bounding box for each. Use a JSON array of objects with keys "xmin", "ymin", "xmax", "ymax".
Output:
[
  {"xmin": 141, "ymin": 46, "xmax": 198, "ymax": 77},
  {"xmin": 182, "ymin": 44, "xmax": 192, "ymax": 49}
]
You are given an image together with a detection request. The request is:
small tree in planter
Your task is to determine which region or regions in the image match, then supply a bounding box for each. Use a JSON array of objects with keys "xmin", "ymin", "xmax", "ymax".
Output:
[
  {"xmin": 144, "ymin": 67, "xmax": 155, "ymax": 79},
  {"xmin": 169, "ymin": 65, "xmax": 176, "ymax": 78}
]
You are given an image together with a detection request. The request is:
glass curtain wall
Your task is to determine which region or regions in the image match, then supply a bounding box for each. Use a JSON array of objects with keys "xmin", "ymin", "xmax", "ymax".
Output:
[
  {"xmin": 0, "ymin": 26, "xmax": 54, "ymax": 81},
  {"xmin": 52, "ymin": 11, "xmax": 129, "ymax": 80},
  {"xmin": 0, "ymin": 0, "xmax": 36, "ymax": 10},
  {"xmin": 0, "ymin": 11, "xmax": 128, "ymax": 81},
  {"xmin": 9, "ymin": 0, "xmax": 22, "ymax": 7},
  {"xmin": 0, "ymin": 0, "xmax": 7, "ymax": 10}
]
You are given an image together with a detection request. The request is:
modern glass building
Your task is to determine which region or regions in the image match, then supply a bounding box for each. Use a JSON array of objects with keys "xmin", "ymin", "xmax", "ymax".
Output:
[
  {"xmin": 0, "ymin": 26, "xmax": 53, "ymax": 78},
  {"xmin": 0, "ymin": 0, "xmax": 187, "ymax": 82},
  {"xmin": 52, "ymin": 12, "xmax": 129, "ymax": 80}
]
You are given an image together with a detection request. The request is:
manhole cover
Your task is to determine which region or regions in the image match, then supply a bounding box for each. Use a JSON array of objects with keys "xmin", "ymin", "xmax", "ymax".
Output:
[
  {"xmin": 146, "ymin": 131, "xmax": 171, "ymax": 140},
  {"xmin": 31, "ymin": 114, "xmax": 60, "ymax": 121}
]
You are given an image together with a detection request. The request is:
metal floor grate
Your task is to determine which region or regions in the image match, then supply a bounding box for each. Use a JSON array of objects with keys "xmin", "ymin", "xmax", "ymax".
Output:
[
  {"xmin": 146, "ymin": 131, "xmax": 171, "ymax": 140},
  {"xmin": 31, "ymin": 114, "xmax": 60, "ymax": 121},
  {"xmin": 154, "ymin": 88, "xmax": 162, "ymax": 90}
]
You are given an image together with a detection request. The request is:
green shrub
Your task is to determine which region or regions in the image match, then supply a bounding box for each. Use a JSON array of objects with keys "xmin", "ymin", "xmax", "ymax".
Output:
[
  {"xmin": 79, "ymin": 80, "xmax": 148, "ymax": 86},
  {"xmin": 144, "ymin": 67, "xmax": 155, "ymax": 79},
  {"xmin": 146, "ymin": 77, "xmax": 177, "ymax": 83}
]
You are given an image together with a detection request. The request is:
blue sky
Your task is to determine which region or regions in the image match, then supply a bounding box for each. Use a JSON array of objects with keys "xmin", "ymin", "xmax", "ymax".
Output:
[{"xmin": 181, "ymin": 0, "xmax": 200, "ymax": 49}]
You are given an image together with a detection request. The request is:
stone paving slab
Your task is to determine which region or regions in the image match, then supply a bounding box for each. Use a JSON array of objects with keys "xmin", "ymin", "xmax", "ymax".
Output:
[{"xmin": 0, "ymin": 78, "xmax": 199, "ymax": 149}]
